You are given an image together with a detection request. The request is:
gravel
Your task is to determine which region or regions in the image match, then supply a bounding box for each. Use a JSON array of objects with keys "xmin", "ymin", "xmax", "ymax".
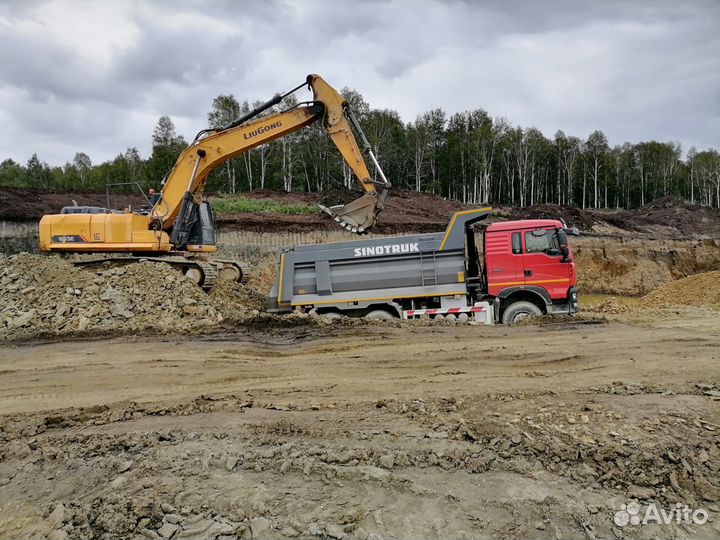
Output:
[
  {"xmin": 0, "ymin": 253, "xmax": 265, "ymax": 341},
  {"xmin": 643, "ymin": 270, "xmax": 720, "ymax": 307}
]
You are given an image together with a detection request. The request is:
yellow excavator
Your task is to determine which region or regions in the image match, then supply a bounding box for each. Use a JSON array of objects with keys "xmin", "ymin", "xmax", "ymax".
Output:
[{"xmin": 39, "ymin": 74, "xmax": 391, "ymax": 287}]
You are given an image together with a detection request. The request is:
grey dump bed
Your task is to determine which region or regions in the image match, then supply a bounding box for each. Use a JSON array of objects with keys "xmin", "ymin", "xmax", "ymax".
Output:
[{"xmin": 268, "ymin": 208, "xmax": 491, "ymax": 312}]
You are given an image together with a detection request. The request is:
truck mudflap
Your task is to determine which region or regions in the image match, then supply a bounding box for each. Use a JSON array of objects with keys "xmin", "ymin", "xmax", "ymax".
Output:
[
  {"xmin": 546, "ymin": 287, "xmax": 580, "ymax": 316},
  {"xmin": 403, "ymin": 301, "xmax": 494, "ymax": 325},
  {"xmin": 569, "ymin": 287, "xmax": 579, "ymax": 313}
]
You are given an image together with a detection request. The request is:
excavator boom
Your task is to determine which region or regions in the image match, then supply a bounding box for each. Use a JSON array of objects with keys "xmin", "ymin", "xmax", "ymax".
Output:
[
  {"xmin": 155, "ymin": 74, "xmax": 389, "ymax": 235},
  {"xmin": 152, "ymin": 104, "xmax": 322, "ymax": 230}
]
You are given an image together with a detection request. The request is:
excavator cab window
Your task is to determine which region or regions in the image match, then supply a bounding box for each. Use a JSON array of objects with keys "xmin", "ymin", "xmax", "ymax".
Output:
[
  {"xmin": 177, "ymin": 200, "xmax": 218, "ymax": 248},
  {"xmin": 187, "ymin": 202, "xmax": 217, "ymax": 246}
]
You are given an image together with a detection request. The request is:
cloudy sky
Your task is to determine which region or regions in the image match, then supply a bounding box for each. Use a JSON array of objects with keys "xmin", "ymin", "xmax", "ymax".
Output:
[{"xmin": 1, "ymin": 0, "xmax": 718, "ymax": 166}]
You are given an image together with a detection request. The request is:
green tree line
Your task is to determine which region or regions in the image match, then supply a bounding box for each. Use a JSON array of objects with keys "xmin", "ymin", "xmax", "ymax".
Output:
[{"xmin": 2, "ymin": 89, "xmax": 719, "ymax": 209}]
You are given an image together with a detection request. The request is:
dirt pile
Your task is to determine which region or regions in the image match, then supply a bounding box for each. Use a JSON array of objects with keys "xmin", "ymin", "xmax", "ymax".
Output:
[
  {"xmin": 643, "ymin": 271, "xmax": 720, "ymax": 308},
  {"xmin": 218, "ymin": 191, "xmax": 720, "ymax": 238},
  {"xmin": 508, "ymin": 196, "xmax": 720, "ymax": 239},
  {"xmin": 508, "ymin": 204, "xmax": 597, "ymax": 230},
  {"xmin": 245, "ymin": 259, "xmax": 277, "ymax": 292},
  {"xmin": 0, "ymin": 187, "xmax": 144, "ymax": 222},
  {"xmin": 208, "ymin": 280, "xmax": 266, "ymax": 320},
  {"xmin": 574, "ymin": 237, "xmax": 720, "ymax": 295},
  {"xmin": 614, "ymin": 196, "xmax": 720, "ymax": 238},
  {"xmin": 210, "ymin": 189, "xmax": 472, "ymax": 234},
  {"xmin": 583, "ymin": 271, "xmax": 720, "ymax": 316},
  {"xmin": 0, "ymin": 254, "xmax": 264, "ymax": 340}
]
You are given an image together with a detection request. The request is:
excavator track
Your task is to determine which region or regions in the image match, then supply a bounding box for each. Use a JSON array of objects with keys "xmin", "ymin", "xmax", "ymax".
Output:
[
  {"xmin": 194, "ymin": 261, "xmax": 219, "ymax": 289},
  {"xmin": 65, "ymin": 255, "xmax": 248, "ymax": 290}
]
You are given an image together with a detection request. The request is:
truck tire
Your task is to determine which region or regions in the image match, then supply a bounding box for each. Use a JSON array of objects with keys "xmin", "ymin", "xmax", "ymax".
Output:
[
  {"xmin": 365, "ymin": 309, "xmax": 395, "ymax": 320},
  {"xmin": 501, "ymin": 301, "xmax": 543, "ymax": 325}
]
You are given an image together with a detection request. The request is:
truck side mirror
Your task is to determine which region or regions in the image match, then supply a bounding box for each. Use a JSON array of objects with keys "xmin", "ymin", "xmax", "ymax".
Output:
[{"xmin": 557, "ymin": 230, "xmax": 571, "ymax": 262}]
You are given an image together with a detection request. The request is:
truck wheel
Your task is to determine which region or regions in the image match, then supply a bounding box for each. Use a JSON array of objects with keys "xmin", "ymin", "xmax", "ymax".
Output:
[
  {"xmin": 365, "ymin": 309, "xmax": 395, "ymax": 320},
  {"xmin": 501, "ymin": 301, "xmax": 543, "ymax": 325}
]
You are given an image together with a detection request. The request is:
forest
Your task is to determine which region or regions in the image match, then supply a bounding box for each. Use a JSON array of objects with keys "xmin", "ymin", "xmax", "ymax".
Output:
[{"xmin": 1, "ymin": 88, "xmax": 718, "ymax": 209}]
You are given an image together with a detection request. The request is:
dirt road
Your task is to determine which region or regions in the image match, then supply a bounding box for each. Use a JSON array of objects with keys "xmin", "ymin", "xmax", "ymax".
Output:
[{"xmin": 1, "ymin": 314, "xmax": 719, "ymax": 539}]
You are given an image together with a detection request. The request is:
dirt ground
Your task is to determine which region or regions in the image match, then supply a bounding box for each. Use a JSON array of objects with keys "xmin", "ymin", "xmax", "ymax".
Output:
[
  {"xmin": 1, "ymin": 188, "xmax": 719, "ymax": 539},
  {"xmin": 1, "ymin": 311, "xmax": 719, "ymax": 540}
]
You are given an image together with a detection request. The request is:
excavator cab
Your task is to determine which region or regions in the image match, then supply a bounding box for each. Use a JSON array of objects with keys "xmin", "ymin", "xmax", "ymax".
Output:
[
  {"xmin": 187, "ymin": 201, "xmax": 217, "ymax": 249},
  {"xmin": 170, "ymin": 194, "xmax": 218, "ymax": 253}
]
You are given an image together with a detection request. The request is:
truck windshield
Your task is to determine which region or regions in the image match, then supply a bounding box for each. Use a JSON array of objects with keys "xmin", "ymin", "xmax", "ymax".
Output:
[{"xmin": 525, "ymin": 230, "xmax": 560, "ymax": 254}]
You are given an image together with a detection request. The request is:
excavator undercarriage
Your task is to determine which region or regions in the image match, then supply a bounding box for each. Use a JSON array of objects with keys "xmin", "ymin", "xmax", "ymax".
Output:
[{"xmin": 69, "ymin": 255, "xmax": 247, "ymax": 289}]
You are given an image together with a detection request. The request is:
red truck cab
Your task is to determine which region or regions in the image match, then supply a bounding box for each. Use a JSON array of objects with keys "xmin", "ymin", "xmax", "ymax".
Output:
[{"xmin": 481, "ymin": 219, "xmax": 579, "ymax": 324}]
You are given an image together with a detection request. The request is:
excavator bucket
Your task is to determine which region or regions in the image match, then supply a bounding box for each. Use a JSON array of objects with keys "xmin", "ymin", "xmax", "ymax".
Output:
[{"xmin": 319, "ymin": 192, "xmax": 384, "ymax": 234}]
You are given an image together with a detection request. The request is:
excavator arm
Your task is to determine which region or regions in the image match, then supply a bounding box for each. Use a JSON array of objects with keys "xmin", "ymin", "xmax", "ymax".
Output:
[
  {"xmin": 153, "ymin": 75, "xmax": 390, "ymax": 237},
  {"xmin": 307, "ymin": 75, "xmax": 391, "ymax": 232}
]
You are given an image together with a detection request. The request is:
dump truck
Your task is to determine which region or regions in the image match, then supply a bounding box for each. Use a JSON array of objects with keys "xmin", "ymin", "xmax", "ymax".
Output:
[{"xmin": 268, "ymin": 208, "xmax": 579, "ymax": 324}]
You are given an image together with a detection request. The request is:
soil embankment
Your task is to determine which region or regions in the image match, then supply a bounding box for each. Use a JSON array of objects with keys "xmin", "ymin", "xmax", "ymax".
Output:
[{"xmin": 3, "ymin": 189, "xmax": 720, "ymax": 331}]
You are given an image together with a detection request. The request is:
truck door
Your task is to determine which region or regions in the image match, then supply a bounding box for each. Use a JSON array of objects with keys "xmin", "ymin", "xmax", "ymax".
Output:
[
  {"xmin": 522, "ymin": 228, "xmax": 573, "ymax": 300},
  {"xmin": 485, "ymin": 230, "xmax": 525, "ymax": 297}
]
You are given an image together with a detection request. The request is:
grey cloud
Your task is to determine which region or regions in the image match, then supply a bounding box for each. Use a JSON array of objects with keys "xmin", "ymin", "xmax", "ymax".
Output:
[
  {"xmin": 0, "ymin": 0, "xmax": 718, "ymax": 165},
  {"xmin": 111, "ymin": 18, "xmax": 246, "ymax": 88}
]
